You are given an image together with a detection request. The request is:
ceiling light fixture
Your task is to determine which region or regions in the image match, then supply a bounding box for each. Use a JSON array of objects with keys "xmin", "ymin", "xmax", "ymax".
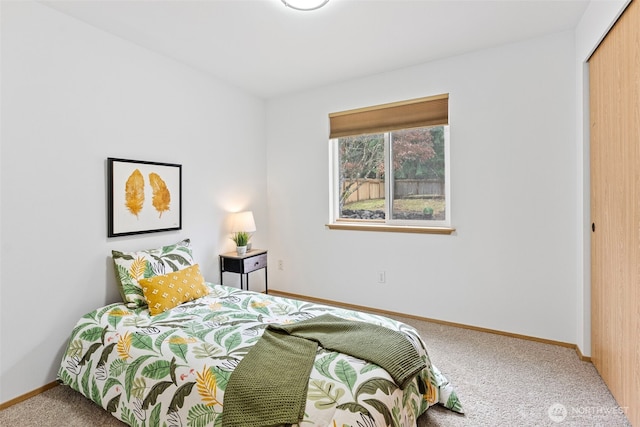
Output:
[{"xmin": 281, "ymin": 0, "xmax": 329, "ymax": 11}]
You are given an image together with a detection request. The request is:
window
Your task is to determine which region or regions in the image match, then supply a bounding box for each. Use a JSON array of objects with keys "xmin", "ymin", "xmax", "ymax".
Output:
[{"xmin": 329, "ymin": 94, "xmax": 452, "ymax": 233}]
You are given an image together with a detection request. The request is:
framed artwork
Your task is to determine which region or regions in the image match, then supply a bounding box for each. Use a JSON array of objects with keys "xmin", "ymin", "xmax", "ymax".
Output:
[{"xmin": 108, "ymin": 158, "xmax": 182, "ymax": 237}]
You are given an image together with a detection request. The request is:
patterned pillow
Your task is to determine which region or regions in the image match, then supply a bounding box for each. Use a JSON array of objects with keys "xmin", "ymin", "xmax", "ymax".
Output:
[
  {"xmin": 112, "ymin": 238, "xmax": 195, "ymax": 308},
  {"xmin": 140, "ymin": 264, "xmax": 209, "ymax": 316}
]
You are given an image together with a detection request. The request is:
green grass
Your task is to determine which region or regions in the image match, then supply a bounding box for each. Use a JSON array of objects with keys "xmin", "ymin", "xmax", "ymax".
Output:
[{"xmin": 344, "ymin": 198, "xmax": 445, "ymax": 215}]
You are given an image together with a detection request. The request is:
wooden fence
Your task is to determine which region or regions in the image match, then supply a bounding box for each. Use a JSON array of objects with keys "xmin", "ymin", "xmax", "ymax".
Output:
[{"xmin": 342, "ymin": 179, "xmax": 444, "ymax": 204}]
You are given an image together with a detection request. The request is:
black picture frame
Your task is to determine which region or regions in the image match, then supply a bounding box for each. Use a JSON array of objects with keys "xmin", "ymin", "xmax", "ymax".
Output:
[{"xmin": 108, "ymin": 157, "xmax": 182, "ymax": 237}]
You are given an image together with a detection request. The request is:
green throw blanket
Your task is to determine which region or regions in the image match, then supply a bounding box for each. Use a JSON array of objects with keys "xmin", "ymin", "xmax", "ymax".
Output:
[{"xmin": 222, "ymin": 314, "xmax": 426, "ymax": 427}]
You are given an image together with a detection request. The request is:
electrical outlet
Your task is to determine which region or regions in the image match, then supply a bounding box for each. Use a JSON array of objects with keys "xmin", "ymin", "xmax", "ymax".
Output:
[
  {"xmin": 377, "ymin": 271, "xmax": 386, "ymax": 283},
  {"xmin": 278, "ymin": 260, "xmax": 284, "ymax": 270}
]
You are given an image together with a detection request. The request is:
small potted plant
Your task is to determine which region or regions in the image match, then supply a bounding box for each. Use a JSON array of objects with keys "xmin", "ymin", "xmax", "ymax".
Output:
[{"xmin": 231, "ymin": 231, "xmax": 249, "ymax": 255}]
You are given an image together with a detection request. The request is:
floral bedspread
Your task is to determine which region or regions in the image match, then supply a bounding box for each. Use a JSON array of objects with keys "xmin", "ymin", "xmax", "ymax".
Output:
[{"xmin": 58, "ymin": 284, "xmax": 462, "ymax": 427}]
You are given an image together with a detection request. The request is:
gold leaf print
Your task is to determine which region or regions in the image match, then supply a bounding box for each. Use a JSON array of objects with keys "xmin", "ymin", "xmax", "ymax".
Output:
[
  {"xmin": 149, "ymin": 172, "xmax": 171, "ymax": 218},
  {"xmin": 250, "ymin": 301, "xmax": 271, "ymax": 308},
  {"xmin": 109, "ymin": 308, "xmax": 133, "ymax": 318},
  {"xmin": 125, "ymin": 169, "xmax": 145, "ymax": 218},
  {"xmin": 423, "ymin": 379, "xmax": 437, "ymax": 404},
  {"xmin": 196, "ymin": 365, "xmax": 220, "ymax": 407},
  {"xmin": 117, "ymin": 331, "xmax": 132, "ymax": 360},
  {"xmin": 168, "ymin": 336, "xmax": 197, "ymax": 345},
  {"xmin": 129, "ymin": 257, "xmax": 147, "ymax": 280}
]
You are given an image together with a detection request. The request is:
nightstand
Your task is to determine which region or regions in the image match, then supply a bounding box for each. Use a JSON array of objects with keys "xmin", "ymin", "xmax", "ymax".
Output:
[{"xmin": 219, "ymin": 249, "xmax": 268, "ymax": 293}]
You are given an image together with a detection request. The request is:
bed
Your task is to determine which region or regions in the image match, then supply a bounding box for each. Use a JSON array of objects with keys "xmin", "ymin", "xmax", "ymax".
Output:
[{"xmin": 57, "ymin": 239, "xmax": 462, "ymax": 426}]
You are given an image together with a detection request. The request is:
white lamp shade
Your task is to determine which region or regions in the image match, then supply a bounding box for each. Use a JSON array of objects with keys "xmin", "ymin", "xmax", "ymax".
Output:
[{"xmin": 230, "ymin": 211, "xmax": 256, "ymax": 233}]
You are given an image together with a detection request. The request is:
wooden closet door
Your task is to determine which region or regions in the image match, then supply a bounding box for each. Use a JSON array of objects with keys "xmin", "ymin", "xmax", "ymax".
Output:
[{"xmin": 590, "ymin": 1, "xmax": 639, "ymax": 425}]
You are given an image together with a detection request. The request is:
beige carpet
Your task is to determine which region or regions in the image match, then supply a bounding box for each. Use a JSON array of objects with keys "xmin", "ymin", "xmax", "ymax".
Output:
[{"xmin": 0, "ymin": 315, "xmax": 631, "ymax": 427}]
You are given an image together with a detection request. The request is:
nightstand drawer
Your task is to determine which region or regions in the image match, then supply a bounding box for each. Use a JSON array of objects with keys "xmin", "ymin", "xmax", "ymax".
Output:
[
  {"xmin": 244, "ymin": 253, "xmax": 267, "ymax": 273},
  {"xmin": 219, "ymin": 249, "xmax": 268, "ymax": 293}
]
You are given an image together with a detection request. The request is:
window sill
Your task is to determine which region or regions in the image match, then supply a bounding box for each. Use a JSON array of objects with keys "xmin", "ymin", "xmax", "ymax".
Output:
[{"xmin": 325, "ymin": 223, "xmax": 456, "ymax": 235}]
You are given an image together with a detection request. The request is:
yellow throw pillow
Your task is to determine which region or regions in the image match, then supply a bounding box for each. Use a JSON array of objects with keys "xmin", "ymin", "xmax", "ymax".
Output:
[{"xmin": 140, "ymin": 264, "xmax": 209, "ymax": 316}]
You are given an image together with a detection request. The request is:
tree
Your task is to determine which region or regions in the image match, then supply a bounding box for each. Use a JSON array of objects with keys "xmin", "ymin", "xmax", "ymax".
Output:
[
  {"xmin": 422, "ymin": 126, "xmax": 445, "ymax": 180},
  {"xmin": 391, "ymin": 128, "xmax": 436, "ymax": 179},
  {"xmin": 339, "ymin": 134, "xmax": 384, "ymax": 207}
]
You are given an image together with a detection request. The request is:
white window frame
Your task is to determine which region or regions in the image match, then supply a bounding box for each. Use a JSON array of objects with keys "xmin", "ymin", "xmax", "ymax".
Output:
[{"xmin": 329, "ymin": 125, "xmax": 452, "ymax": 232}]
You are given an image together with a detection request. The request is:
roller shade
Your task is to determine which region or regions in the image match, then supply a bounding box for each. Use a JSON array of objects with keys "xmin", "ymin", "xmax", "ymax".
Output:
[{"xmin": 329, "ymin": 94, "xmax": 449, "ymax": 139}]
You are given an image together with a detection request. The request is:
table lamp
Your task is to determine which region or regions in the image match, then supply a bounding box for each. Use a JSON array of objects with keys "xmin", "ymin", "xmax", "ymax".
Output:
[{"xmin": 230, "ymin": 211, "xmax": 256, "ymax": 252}]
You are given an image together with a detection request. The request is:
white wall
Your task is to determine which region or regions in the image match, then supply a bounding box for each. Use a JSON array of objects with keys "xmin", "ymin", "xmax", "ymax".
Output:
[
  {"xmin": 573, "ymin": 0, "xmax": 631, "ymax": 357},
  {"xmin": 2, "ymin": 0, "xmax": 631, "ymax": 406},
  {"xmin": 0, "ymin": 1, "xmax": 267, "ymax": 403},
  {"xmin": 267, "ymin": 31, "xmax": 578, "ymax": 344}
]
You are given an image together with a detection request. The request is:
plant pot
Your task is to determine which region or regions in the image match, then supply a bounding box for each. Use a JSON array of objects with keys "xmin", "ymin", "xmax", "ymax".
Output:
[{"xmin": 236, "ymin": 246, "xmax": 247, "ymax": 256}]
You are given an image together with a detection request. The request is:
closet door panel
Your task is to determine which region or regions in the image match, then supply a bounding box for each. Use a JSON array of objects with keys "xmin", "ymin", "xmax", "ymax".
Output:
[{"xmin": 590, "ymin": 1, "xmax": 640, "ymax": 425}]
